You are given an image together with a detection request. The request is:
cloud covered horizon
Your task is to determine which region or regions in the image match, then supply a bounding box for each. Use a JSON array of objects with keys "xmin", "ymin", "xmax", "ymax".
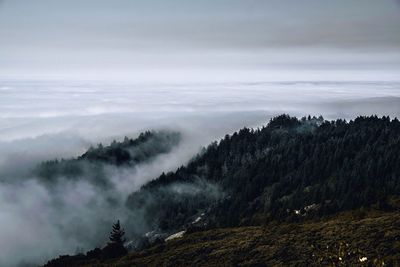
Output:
[
  {"xmin": 0, "ymin": 0, "xmax": 399, "ymax": 266},
  {"xmin": 0, "ymin": 78, "xmax": 400, "ymax": 266}
]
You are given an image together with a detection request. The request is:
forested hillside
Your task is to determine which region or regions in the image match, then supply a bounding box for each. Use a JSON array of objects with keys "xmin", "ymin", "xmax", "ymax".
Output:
[
  {"xmin": 35, "ymin": 130, "xmax": 180, "ymax": 186},
  {"xmin": 126, "ymin": 115, "xmax": 400, "ymax": 231},
  {"xmin": 44, "ymin": 115, "xmax": 400, "ymax": 266}
]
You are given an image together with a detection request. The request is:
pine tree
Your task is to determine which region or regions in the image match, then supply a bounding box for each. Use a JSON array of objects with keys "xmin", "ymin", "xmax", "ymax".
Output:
[{"xmin": 109, "ymin": 220, "xmax": 126, "ymax": 244}]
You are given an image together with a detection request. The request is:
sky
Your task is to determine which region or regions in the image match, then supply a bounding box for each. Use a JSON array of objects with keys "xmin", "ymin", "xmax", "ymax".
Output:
[{"xmin": 0, "ymin": 0, "xmax": 399, "ymax": 80}]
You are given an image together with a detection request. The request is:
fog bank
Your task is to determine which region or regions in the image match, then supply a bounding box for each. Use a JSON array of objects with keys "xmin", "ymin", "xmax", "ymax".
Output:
[{"xmin": 1, "ymin": 79, "xmax": 400, "ymax": 266}]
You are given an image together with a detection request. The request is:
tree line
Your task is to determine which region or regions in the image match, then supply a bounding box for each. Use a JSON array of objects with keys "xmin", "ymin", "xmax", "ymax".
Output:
[{"xmin": 126, "ymin": 115, "xmax": 400, "ymax": 229}]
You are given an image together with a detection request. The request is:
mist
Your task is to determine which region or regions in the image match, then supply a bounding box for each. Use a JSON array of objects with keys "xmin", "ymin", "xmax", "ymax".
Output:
[
  {"xmin": 1, "ymin": 79, "xmax": 400, "ymax": 266},
  {"xmin": 0, "ymin": 0, "xmax": 399, "ymax": 266},
  {"xmin": 0, "ymin": 128, "xmax": 219, "ymax": 266}
]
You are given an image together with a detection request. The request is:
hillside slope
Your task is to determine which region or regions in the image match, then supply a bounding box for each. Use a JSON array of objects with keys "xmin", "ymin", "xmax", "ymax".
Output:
[
  {"xmin": 46, "ymin": 207, "xmax": 400, "ymax": 266},
  {"xmin": 125, "ymin": 115, "xmax": 400, "ymax": 235},
  {"xmin": 43, "ymin": 115, "xmax": 400, "ymax": 266}
]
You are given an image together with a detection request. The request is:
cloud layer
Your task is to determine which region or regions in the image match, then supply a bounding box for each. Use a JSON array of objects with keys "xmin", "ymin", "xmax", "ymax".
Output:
[
  {"xmin": 0, "ymin": 1, "xmax": 399, "ymax": 265},
  {"xmin": 0, "ymin": 78, "xmax": 400, "ymax": 266}
]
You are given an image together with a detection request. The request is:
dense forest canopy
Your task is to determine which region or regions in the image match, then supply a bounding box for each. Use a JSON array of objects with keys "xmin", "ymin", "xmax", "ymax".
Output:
[
  {"xmin": 44, "ymin": 114, "xmax": 400, "ymax": 267},
  {"xmin": 126, "ymin": 115, "xmax": 400, "ymax": 232}
]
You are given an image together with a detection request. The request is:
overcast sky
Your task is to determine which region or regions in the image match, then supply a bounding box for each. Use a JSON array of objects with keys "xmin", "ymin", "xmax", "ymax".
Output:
[
  {"xmin": 0, "ymin": 3, "xmax": 400, "ymax": 265},
  {"xmin": 0, "ymin": 0, "xmax": 399, "ymax": 79}
]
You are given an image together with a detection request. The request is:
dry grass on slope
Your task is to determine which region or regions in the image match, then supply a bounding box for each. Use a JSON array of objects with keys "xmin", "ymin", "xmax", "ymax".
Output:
[{"xmin": 82, "ymin": 209, "xmax": 400, "ymax": 267}]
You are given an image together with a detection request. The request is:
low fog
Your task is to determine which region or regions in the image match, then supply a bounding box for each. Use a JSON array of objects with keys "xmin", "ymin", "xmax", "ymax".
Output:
[
  {"xmin": 0, "ymin": 0, "xmax": 399, "ymax": 266},
  {"xmin": 1, "ymin": 79, "xmax": 400, "ymax": 266}
]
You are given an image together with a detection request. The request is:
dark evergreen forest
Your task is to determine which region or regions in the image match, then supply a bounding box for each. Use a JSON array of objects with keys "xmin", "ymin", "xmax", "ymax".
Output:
[
  {"xmin": 44, "ymin": 115, "xmax": 400, "ymax": 267},
  {"xmin": 126, "ymin": 115, "xmax": 400, "ymax": 231}
]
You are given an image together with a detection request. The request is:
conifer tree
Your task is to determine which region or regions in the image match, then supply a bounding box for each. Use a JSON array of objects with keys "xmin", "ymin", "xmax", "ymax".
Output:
[{"xmin": 109, "ymin": 220, "xmax": 126, "ymax": 244}]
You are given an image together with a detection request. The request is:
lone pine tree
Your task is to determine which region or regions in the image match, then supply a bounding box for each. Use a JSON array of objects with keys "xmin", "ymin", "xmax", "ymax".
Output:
[{"xmin": 109, "ymin": 220, "xmax": 126, "ymax": 244}]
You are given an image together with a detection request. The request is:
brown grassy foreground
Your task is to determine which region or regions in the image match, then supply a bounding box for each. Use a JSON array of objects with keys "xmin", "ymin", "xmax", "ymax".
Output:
[{"xmin": 69, "ymin": 209, "xmax": 400, "ymax": 267}]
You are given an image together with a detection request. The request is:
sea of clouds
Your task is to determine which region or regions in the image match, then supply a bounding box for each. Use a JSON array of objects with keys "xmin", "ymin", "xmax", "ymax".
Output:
[{"xmin": 0, "ymin": 78, "xmax": 400, "ymax": 266}]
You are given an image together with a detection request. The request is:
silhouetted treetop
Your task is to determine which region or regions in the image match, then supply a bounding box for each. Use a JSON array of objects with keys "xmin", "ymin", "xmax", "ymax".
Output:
[{"xmin": 109, "ymin": 220, "xmax": 126, "ymax": 244}]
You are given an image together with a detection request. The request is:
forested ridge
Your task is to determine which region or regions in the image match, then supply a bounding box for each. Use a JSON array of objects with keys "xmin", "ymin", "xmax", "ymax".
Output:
[
  {"xmin": 44, "ymin": 115, "xmax": 400, "ymax": 266},
  {"xmin": 35, "ymin": 130, "xmax": 180, "ymax": 185},
  {"xmin": 126, "ymin": 115, "xmax": 400, "ymax": 230}
]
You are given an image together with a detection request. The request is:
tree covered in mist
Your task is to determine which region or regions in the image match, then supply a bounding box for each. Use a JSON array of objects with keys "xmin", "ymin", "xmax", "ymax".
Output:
[
  {"xmin": 100, "ymin": 220, "xmax": 127, "ymax": 259},
  {"xmin": 80, "ymin": 131, "xmax": 180, "ymax": 164},
  {"xmin": 126, "ymin": 114, "xmax": 400, "ymax": 229},
  {"xmin": 109, "ymin": 220, "xmax": 126, "ymax": 244},
  {"xmin": 35, "ymin": 130, "xmax": 180, "ymax": 186},
  {"xmin": 45, "ymin": 221, "xmax": 128, "ymax": 266},
  {"xmin": 126, "ymin": 178, "xmax": 222, "ymax": 234}
]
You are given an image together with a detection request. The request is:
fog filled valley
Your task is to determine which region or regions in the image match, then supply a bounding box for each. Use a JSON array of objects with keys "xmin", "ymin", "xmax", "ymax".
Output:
[
  {"xmin": 0, "ymin": 79, "xmax": 399, "ymax": 266},
  {"xmin": 1, "ymin": 0, "xmax": 400, "ymax": 266}
]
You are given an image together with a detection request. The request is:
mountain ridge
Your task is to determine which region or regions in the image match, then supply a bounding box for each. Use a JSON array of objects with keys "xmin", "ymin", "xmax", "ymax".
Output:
[{"xmin": 43, "ymin": 114, "xmax": 400, "ymax": 266}]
